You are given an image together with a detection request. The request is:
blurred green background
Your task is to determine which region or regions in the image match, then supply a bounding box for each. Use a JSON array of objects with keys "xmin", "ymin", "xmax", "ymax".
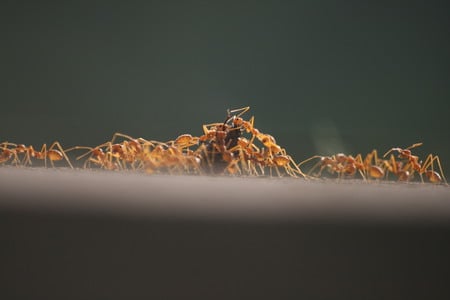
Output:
[{"xmin": 1, "ymin": 1, "xmax": 449, "ymax": 172}]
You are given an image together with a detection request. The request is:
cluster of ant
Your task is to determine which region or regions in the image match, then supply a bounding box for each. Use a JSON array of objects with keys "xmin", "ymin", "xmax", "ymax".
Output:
[
  {"xmin": 0, "ymin": 106, "xmax": 447, "ymax": 184},
  {"xmin": 299, "ymin": 143, "xmax": 447, "ymax": 184},
  {"xmin": 0, "ymin": 107, "xmax": 304, "ymax": 178}
]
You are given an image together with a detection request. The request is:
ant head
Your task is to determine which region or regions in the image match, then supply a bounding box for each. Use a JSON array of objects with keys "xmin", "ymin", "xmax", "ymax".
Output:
[
  {"xmin": 232, "ymin": 116, "xmax": 244, "ymax": 127},
  {"xmin": 399, "ymin": 149, "xmax": 411, "ymax": 158},
  {"xmin": 92, "ymin": 148, "xmax": 104, "ymax": 156},
  {"xmin": 321, "ymin": 156, "xmax": 334, "ymax": 165},
  {"xmin": 111, "ymin": 144, "xmax": 124, "ymax": 154}
]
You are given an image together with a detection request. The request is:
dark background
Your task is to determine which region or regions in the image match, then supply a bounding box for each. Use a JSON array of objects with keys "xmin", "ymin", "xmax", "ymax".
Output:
[
  {"xmin": 2, "ymin": 2, "xmax": 450, "ymax": 298},
  {"xmin": 1, "ymin": 1, "xmax": 449, "ymax": 171}
]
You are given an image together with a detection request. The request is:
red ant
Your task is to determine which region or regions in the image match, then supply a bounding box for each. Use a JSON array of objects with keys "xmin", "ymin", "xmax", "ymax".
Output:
[
  {"xmin": 299, "ymin": 153, "xmax": 365, "ymax": 180},
  {"xmin": 0, "ymin": 142, "xmax": 20, "ymax": 165},
  {"xmin": 383, "ymin": 143, "xmax": 446, "ymax": 184},
  {"xmin": 11, "ymin": 141, "xmax": 73, "ymax": 168},
  {"xmin": 65, "ymin": 143, "xmax": 117, "ymax": 170}
]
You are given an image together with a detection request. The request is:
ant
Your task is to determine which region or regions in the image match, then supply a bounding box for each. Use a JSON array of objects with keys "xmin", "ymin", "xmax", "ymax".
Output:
[
  {"xmin": 0, "ymin": 142, "xmax": 20, "ymax": 165},
  {"xmin": 269, "ymin": 152, "xmax": 305, "ymax": 177},
  {"xmin": 299, "ymin": 153, "xmax": 365, "ymax": 180},
  {"xmin": 13, "ymin": 141, "xmax": 73, "ymax": 168},
  {"xmin": 225, "ymin": 106, "xmax": 259, "ymax": 149},
  {"xmin": 228, "ymin": 107, "xmax": 306, "ymax": 178},
  {"xmin": 173, "ymin": 134, "xmax": 199, "ymax": 150},
  {"xmin": 383, "ymin": 143, "xmax": 422, "ymax": 175},
  {"xmin": 383, "ymin": 143, "xmax": 421, "ymax": 182},
  {"xmin": 110, "ymin": 132, "xmax": 199, "ymax": 175},
  {"xmin": 65, "ymin": 143, "xmax": 117, "ymax": 170},
  {"xmin": 108, "ymin": 132, "xmax": 172, "ymax": 171},
  {"xmin": 202, "ymin": 106, "xmax": 252, "ymax": 151},
  {"xmin": 382, "ymin": 151, "xmax": 412, "ymax": 182},
  {"xmin": 383, "ymin": 143, "xmax": 446, "ymax": 184}
]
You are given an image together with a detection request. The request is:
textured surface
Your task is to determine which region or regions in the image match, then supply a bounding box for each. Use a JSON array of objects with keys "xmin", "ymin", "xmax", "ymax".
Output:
[{"xmin": 1, "ymin": 167, "xmax": 450, "ymax": 299}]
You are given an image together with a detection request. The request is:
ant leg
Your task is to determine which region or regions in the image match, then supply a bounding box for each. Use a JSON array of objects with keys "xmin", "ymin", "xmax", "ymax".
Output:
[
  {"xmin": 274, "ymin": 165, "xmax": 282, "ymax": 177},
  {"xmin": 298, "ymin": 155, "xmax": 321, "ymax": 167},
  {"xmin": 363, "ymin": 150, "xmax": 374, "ymax": 173},
  {"xmin": 203, "ymin": 123, "xmax": 223, "ymax": 132},
  {"xmin": 229, "ymin": 106, "xmax": 250, "ymax": 118},
  {"xmin": 257, "ymin": 162, "xmax": 265, "ymax": 176},
  {"xmin": 383, "ymin": 147, "xmax": 399, "ymax": 158},
  {"xmin": 235, "ymin": 148, "xmax": 250, "ymax": 175},
  {"xmin": 354, "ymin": 154, "xmax": 366, "ymax": 180},
  {"xmin": 364, "ymin": 150, "xmax": 380, "ymax": 179},
  {"xmin": 249, "ymin": 160, "xmax": 260, "ymax": 176},
  {"xmin": 226, "ymin": 160, "xmax": 241, "ymax": 176},
  {"xmin": 433, "ymin": 155, "xmax": 448, "ymax": 185},
  {"xmin": 422, "ymin": 154, "xmax": 447, "ymax": 185},
  {"xmin": 1, "ymin": 142, "xmax": 17, "ymax": 151},
  {"xmin": 249, "ymin": 116, "xmax": 255, "ymax": 128},
  {"xmin": 36, "ymin": 144, "xmax": 47, "ymax": 168},
  {"xmin": 268, "ymin": 165, "xmax": 272, "ymax": 177},
  {"xmin": 373, "ymin": 150, "xmax": 382, "ymax": 166},
  {"xmin": 419, "ymin": 154, "xmax": 437, "ymax": 183},
  {"xmin": 20, "ymin": 145, "xmax": 33, "ymax": 167},
  {"xmin": 202, "ymin": 124, "xmax": 210, "ymax": 136},
  {"xmin": 49, "ymin": 141, "xmax": 73, "ymax": 169},
  {"xmin": 1, "ymin": 142, "xmax": 19, "ymax": 165},
  {"xmin": 288, "ymin": 156, "xmax": 306, "ymax": 178},
  {"xmin": 406, "ymin": 142, "xmax": 423, "ymax": 150},
  {"xmin": 103, "ymin": 142, "xmax": 117, "ymax": 170},
  {"xmin": 275, "ymin": 149, "xmax": 298, "ymax": 177},
  {"xmin": 311, "ymin": 160, "xmax": 325, "ymax": 177},
  {"xmin": 421, "ymin": 154, "xmax": 438, "ymax": 174},
  {"xmin": 65, "ymin": 146, "xmax": 96, "ymax": 161},
  {"xmin": 388, "ymin": 154, "xmax": 397, "ymax": 180},
  {"xmin": 298, "ymin": 155, "xmax": 322, "ymax": 177},
  {"xmin": 110, "ymin": 132, "xmax": 135, "ymax": 144},
  {"xmin": 66, "ymin": 144, "xmax": 107, "ymax": 169},
  {"xmin": 195, "ymin": 143, "xmax": 212, "ymax": 172}
]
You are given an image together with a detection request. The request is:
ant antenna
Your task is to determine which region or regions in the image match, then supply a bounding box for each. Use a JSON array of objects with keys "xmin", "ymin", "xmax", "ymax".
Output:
[
  {"xmin": 223, "ymin": 108, "xmax": 233, "ymax": 125},
  {"xmin": 229, "ymin": 106, "xmax": 250, "ymax": 118},
  {"xmin": 223, "ymin": 106, "xmax": 250, "ymax": 125},
  {"xmin": 406, "ymin": 142, "xmax": 423, "ymax": 150}
]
